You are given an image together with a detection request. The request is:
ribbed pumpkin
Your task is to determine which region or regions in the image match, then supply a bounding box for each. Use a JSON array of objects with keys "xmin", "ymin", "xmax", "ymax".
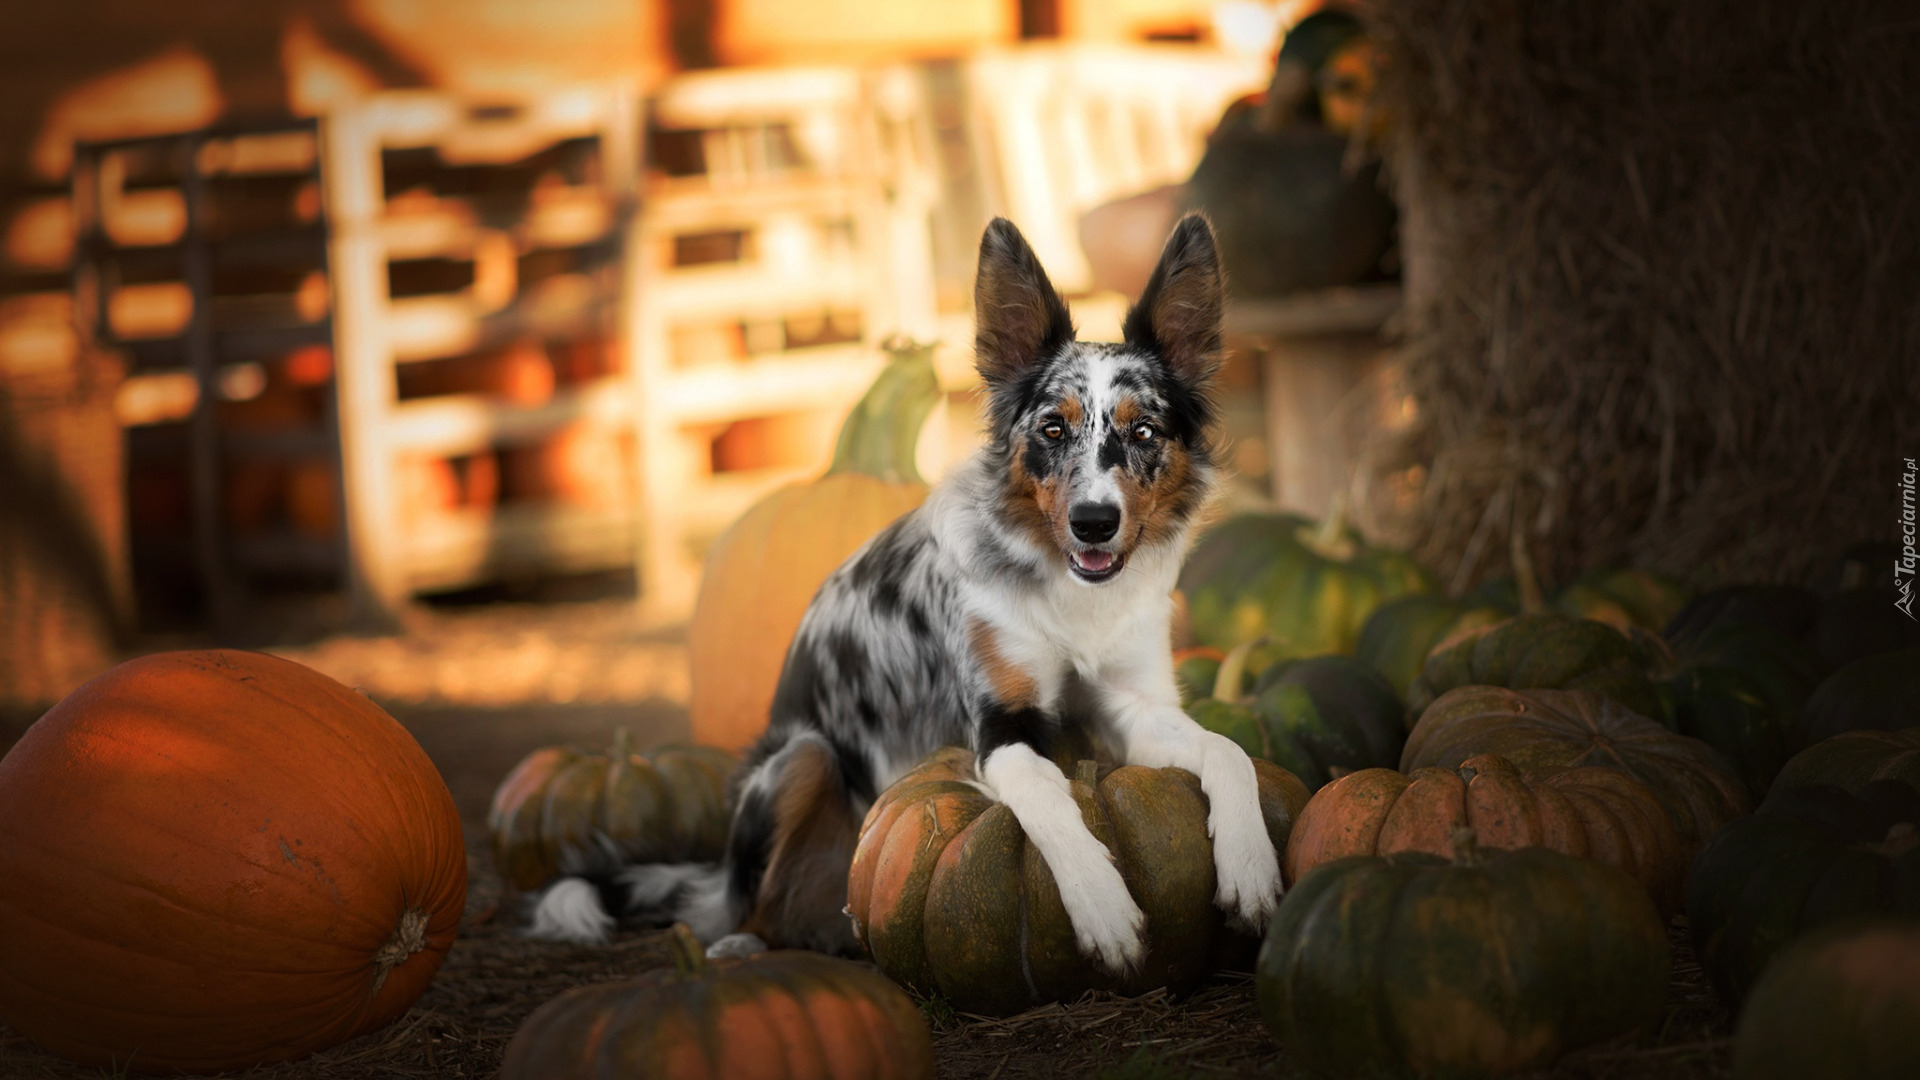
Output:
[
  {"xmin": 1404, "ymin": 686, "xmax": 1750, "ymax": 847},
  {"xmin": 1172, "ymin": 645, "xmax": 1226, "ymax": 704},
  {"xmin": 689, "ymin": 341, "xmax": 940, "ymax": 751},
  {"xmin": 1551, "ymin": 566, "xmax": 1691, "ymax": 634},
  {"xmin": 1772, "ymin": 727, "xmax": 1920, "ymax": 796},
  {"xmin": 845, "ymin": 747, "xmax": 1307, "ymax": 1015},
  {"xmin": 0, "ymin": 651, "xmax": 467, "ymax": 1074},
  {"xmin": 488, "ymin": 731, "xmax": 734, "ymax": 891},
  {"xmin": 1733, "ymin": 920, "xmax": 1920, "ymax": 1080},
  {"xmin": 1407, "ymin": 612, "xmax": 1666, "ymax": 721},
  {"xmin": 498, "ymin": 923, "xmax": 933, "ymax": 1080},
  {"xmin": 1185, "ymin": 646, "xmax": 1405, "ymax": 792},
  {"xmin": 1663, "ymin": 584, "xmax": 1821, "ymax": 645},
  {"xmin": 1686, "ymin": 781, "xmax": 1920, "ymax": 1007},
  {"xmin": 1793, "ymin": 646, "xmax": 1920, "ymax": 751},
  {"xmin": 1257, "ymin": 830, "xmax": 1668, "ymax": 1078},
  {"xmin": 1178, "ymin": 500, "xmax": 1436, "ymax": 664},
  {"xmin": 1353, "ymin": 594, "xmax": 1510, "ymax": 700},
  {"xmin": 1284, "ymin": 754, "xmax": 1687, "ymax": 911}
]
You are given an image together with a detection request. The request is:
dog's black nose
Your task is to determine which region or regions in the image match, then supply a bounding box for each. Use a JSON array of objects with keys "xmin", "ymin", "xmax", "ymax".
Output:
[{"xmin": 1069, "ymin": 502, "xmax": 1121, "ymax": 543}]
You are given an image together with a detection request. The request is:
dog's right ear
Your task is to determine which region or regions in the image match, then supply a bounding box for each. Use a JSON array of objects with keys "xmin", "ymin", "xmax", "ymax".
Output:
[{"xmin": 974, "ymin": 218, "xmax": 1074, "ymax": 387}]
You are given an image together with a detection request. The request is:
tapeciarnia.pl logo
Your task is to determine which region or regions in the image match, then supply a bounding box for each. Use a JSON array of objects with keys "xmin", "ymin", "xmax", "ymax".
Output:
[{"xmin": 1899, "ymin": 456, "xmax": 1917, "ymax": 621}]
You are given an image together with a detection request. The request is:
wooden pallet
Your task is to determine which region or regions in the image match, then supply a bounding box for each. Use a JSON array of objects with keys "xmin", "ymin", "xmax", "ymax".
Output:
[{"xmin": 322, "ymin": 89, "xmax": 642, "ymax": 618}]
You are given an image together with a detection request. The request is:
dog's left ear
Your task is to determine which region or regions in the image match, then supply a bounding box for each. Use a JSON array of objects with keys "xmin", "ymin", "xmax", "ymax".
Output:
[{"xmin": 1122, "ymin": 213, "xmax": 1224, "ymax": 383}]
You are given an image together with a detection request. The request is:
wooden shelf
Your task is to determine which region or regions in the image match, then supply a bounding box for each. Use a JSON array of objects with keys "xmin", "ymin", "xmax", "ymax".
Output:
[
  {"xmin": 663, "ymin": 346, "xmax": 882, "ymax": 424},
  {"xmin": 387, "ymin": 378, "xmax": 632, "ymax": 457},
  {"xmin": 402, "ymin": 503, "xmax": 637, "ymax": 591}
]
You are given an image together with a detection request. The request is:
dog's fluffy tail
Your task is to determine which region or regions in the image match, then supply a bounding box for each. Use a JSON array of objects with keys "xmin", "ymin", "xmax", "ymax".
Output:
[{"xmin": 526, "ymin": 864, "xmax": 739, "ymax": 945}]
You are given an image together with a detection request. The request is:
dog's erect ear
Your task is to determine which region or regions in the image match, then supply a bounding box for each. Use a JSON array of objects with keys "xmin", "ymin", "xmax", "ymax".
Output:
[
  {"xmin": 974, "ymin": 218, "xmax": 1075, "ymax": 386},
  {"xmin": 1122, "ymin": 213, "xmax": 1224, "ymax": 382}
]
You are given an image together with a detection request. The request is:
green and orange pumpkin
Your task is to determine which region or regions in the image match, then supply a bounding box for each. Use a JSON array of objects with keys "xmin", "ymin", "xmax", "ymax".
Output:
[
  {"xmin": 498, "ymin": 923, "xmax": 934, "ymax": 1079},
  {"xmin": 1551, "ymin": 566, "xmax": 1691, "ymax": 634},
  {"xmin": 0, "ymin": 651, "xmax": 467, "ymax": 1074},
  {"xmin": 1407, "ymin": 612, "xmax": 1666, "ymax": 721},
  {"xmin": 1353, "ymin": 593, "xmax": 1510, "ymax": 701},
  {"xmin": 1772, "ymin": 727, "xmax": 1920, "ymax": 796},
  {"xmin": 846, "ymin": 747, "xmax": 1307, "ymax": 1015},
  {"xmin": 1403, "ymin": 686, "xmax": 1750, "ymax": 847},
  {"xmin": 1178, "ymin": 501, "xmax": 1435, "ymax": 665},
  {"xmin": 1185, "ymin": 645, "xmax": 1405, "ymax": 791},
  {"xmin": 1257, "ymin": 829, "xmax": 1669, "ymax": 1078},
  {"xmin": 1284, "ymin": 753, "xmax": 1687, "ymax": 911},
  {"xmin": 1792, "ymin": 646, "xmax": 1920, "ymax": 752},
  {"xmin": 488, "ymin": 731, "xmax": 734, "ymax": 892}
]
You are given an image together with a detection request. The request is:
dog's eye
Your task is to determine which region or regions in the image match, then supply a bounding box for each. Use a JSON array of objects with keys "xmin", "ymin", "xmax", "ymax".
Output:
[
  {"xmin": 1132, "ymin": 422, "xmax": 1158, "ymax": 442},
  {"xmin": 1042, "ymin": 421, "xmax": 1065, "ymax": 440}
]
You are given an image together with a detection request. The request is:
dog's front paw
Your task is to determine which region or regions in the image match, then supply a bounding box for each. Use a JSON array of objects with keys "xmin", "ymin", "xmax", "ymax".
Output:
[
  {"xmin": 1061, "ymin": 856, "xmax": 1148, "ymax": 974},
  {"xmin": 1211, "ymin": 813, "xmax": 1283, "ymax": 933}
]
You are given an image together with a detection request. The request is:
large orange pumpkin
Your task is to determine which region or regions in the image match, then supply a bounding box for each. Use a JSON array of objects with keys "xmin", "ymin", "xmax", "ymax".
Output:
[
  {"xmin": 0, "ymin": 650, "xmax": 467, "ymax": 1074},
  {"xmin": 690, "ymin": 341, "xmax": 940, "ymax": 751},
  {"xmin": 1284, "ymin": 753, "xmax": 1688, "ymax": 912},
  {"xmin": 498, "ymin": 922, "xmax": 934, "ymax": 1079}
]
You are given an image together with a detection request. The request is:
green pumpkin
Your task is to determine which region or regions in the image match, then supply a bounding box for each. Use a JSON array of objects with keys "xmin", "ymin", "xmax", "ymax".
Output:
[
  {"xmin": 488, "ymin": 732, "xmax": 734, "ymax": 891},
  {"xmin": 1687, "ymin": 781, "xmax": 1920, "ymax": 1008},
  {"xmin": 1553, "ymin": 566, "xmax": 1692, "ymax": 634},
  {"xmin": 1793, "ymin": 646, "xmax": 1920, "ymax": 751},
  {"xmin": 1186, "ymin": 647, "xmax": 1405, "ymax": 792},
  {"xmin": 1172, "ymin": 647, "xmax": 1225, "ymax": 704},
  {"xmin": 845, "ymin": 748, "xmax": 1307, "ymax": 1015},
  {"xmin": 1773, "ymin": 728, "xmax": 1920, "ymax": 796},
  {"xmin": 1664, "ymin": 584, "xmax": 1821, "ymax": 646},
  {"xmin": 1407, "ymin": 612, "xmax": 1666, "ymax": 721},
  {"xmin": 1733, "ymin": 920, "xmax": 1920, "ymax": 1080},
  {"xmin": 1405, "ymin": 686, "xmax": 1750, "ymax": 847},
  {"xmin": 1354, "ymin": 594, "xmax": 1511, "ymax": 701},
  {"xmin": 1179, "ymin": 510, "xmax": 1436, "ymax": 664},
  {"xmin": 1257, "ymin": 830, "xmax": 1668, "ymax": 1078},
  {"xmin": 1662, "ymin": 621, "xmax": 1828, "ymax": 797}
]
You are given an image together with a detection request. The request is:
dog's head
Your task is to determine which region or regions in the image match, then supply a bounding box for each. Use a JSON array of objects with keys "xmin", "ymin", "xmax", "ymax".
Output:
[{"xmin": 973, "ymin": 214, "xmax": 1223, "ymax": 585}]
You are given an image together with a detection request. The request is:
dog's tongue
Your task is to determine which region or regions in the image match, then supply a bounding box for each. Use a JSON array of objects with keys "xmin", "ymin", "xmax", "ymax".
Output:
[{"xmin": 1075, "ymin": 550, "xmax": 1116, "ymax": 573}]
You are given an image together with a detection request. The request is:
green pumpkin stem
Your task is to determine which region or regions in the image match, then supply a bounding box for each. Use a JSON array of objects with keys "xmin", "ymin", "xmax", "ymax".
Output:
[
  {"xmin": 1075, "ymin": 759, "xmax": 1099, "ymax": 788},
  {"xmin": 610, "ymin": 727, "xmax": 634, "ymax": 761},
  {"xmin": 667, "ymin": 922, "xmax": 709, "ymax": 977},
  {"xmin": 1213, "ymin": 638, "xmax": 1266, "ymax": 702},
  {"xmin": 1296, "ymin": 490, "xmax": 1356, "ymax": 561},
  {"xmin": 1449, "ymin": 827, "xmax": 1481, "ymax": 867},
  {"xmin": 1510, "ymin": 509, "xmax": 1547, "ymax": 614},
  {"xmin": 827, "ymin": 336, "xmax": 941, "ymax": 484}
]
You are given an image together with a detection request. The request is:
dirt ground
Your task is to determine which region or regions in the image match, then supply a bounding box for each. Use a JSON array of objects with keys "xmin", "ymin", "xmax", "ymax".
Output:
[{"xmin": 0, "ymin": 595, "xmax": 1735, "ymax": 1079}]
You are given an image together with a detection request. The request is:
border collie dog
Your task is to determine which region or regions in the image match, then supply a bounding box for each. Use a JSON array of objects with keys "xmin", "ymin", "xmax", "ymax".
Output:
[{"xmin": 531, "ymin": 213, "xmax": 1280, "ymax": 971}]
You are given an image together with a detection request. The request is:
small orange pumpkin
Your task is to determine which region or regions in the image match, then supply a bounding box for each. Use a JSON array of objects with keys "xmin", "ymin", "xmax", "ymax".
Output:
[
  {"xmin": 1285, "ymin": 753, "xmax": 1688, "ymax": 911},
  {"xmin": 0, "ymin": 650, "xmax": 467, "ymax": 1074},
  {"xmin": 498, "ymin": 922, "xmax": 934, "ymax": 1079},
  {"xmin": 690, "ymin": 341, "xmax": 940, "ymax": 751}
]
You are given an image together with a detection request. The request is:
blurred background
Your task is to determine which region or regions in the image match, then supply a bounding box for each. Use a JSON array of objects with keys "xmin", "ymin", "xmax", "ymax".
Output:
[{"xmin": 1, "ymin": 0, "xmax": 1410, "ymax": 721}]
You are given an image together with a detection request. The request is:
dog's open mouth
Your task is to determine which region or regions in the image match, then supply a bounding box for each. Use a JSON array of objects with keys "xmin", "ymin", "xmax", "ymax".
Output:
[{"xmin": 1068, "ymin": 548, "xmax": 1125, "ymax": 583}]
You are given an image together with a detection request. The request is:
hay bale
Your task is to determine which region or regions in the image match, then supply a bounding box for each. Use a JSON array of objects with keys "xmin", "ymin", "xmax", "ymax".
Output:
[{"xmin": 1365, "ymin": 0, "xmax": 1920, "ymax": 591}]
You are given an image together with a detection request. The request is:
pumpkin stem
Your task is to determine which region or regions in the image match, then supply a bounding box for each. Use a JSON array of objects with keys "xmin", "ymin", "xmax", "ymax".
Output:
[
  {"xmin": 370, "ymin": 908, "xmax": 429, "ymax": 996},
  {"xmin": 667, "ymin": 922, "xmax": 709, "ymax": 977},
  {"xmin": 1213, "ymin": 637, "xmax": 1266, "ymax": 702},
  {"xmin": 1449, "ymin": 827, "xmax": 1481, "ymax": 867},
  {"xmin": 1298, "ymin": 491, "xmax": 1357, "ymax": 561},
  {"xmin": 1510, "ymin": 510, "xmax": 1547, "ymax": 614},
  {"xmin": 610, "ymin": 727, "xmax": 634, "ymax": 761},
  {"xmin": 1075, "ymin": 759, "xmax": 1099, "ymax": 788},
  {"xmin": 827, "ymin": 336, "xmax": 941, "ymax": 484}
]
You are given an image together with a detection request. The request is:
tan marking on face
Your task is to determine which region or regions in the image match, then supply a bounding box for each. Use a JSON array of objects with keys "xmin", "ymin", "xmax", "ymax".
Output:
[
  {"xmin": 1119, "ymin": 441, "xmax": 1195, "ymax": 548},
  {"xmin": 969, "ymin": 618, "xmax": 1039, "ymax": 709},
  {"xmin": 740, "ymin": 739, "xmax": 861, "ymax": 953},
  {"xmin": 1113, "ymin": 396, "xmax": 1142, "ymax": 432},
  {"xmin": 1058, "ymin": 396, "xmax": 1083, "ymax": 428},
  {"xmin": 1004, "ymin": 448, "xmax": 1068, "ymax": 551}
]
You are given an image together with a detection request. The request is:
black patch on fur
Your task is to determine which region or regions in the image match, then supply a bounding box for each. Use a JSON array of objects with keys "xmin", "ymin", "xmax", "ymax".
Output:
[
  {"xmin": 726, "ymin": 784, "xmax": 776, "ymax": 901},
  {"xmin": 1097, "ymin": 429, "xmax": 1128, "ymax": 471},
  {"xmin": 768, "ymin": 641, "xmax": 825, "ymax": 724},
  {"xmin": 975, "ymin": 703, "xmax": 1059, "ymax": 766},
  {"xmin": 827, "ymin": 734, "xmax": 876, "ymax": 802},
  {"xmin": 828, "ymin": 630, "xmax": 868, "ymax": 685}
]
